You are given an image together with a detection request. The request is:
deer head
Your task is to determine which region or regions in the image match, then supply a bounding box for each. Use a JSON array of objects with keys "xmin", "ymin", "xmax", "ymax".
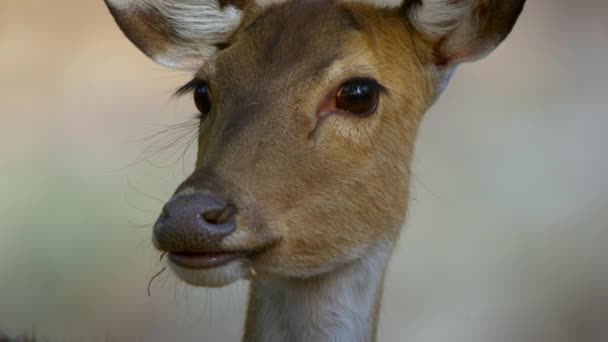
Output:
[{"xmin": 106, "ymin": 0, "xmax": 525, "ymax": 290}]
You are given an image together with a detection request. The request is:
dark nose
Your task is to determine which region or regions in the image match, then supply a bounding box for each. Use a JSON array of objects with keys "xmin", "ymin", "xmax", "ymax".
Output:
[{"xmin": 153, "ymin": 194, "xmax": 237, "ymax": 251}]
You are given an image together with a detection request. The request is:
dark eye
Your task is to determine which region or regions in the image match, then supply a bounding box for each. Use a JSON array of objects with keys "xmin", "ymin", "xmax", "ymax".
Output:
[
  {"xmin": 335, "ymin": 78, "xmax": 381, "ymax": 116},
  {"xmin": 194, "ymin": 81, "xmax": 211, "ymax": 116}
]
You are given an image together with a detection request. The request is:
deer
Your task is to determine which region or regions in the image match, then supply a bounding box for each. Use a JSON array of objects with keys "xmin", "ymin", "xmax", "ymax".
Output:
[{"xmin": 105, "ymin": 0, "xmax": 526, "ymax": 340}]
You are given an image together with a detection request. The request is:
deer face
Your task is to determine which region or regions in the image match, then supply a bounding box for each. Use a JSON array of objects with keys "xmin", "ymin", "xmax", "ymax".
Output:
[{"xmin": 106, "ymin": 0, "xmax": 525, "ymax": 287}]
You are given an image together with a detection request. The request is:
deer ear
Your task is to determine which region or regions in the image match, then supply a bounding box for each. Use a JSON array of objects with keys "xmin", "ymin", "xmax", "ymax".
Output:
[
  {"xmin": 408, "ymin": 0, "xmax": 526, "ymax": 66},
  {"xmin": 105, "ymin": 0, "xmax": 244, "ymax": 69}
]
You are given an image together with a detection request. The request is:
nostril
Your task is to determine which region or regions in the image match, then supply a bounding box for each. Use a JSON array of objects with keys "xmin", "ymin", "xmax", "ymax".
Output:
[
  {"xmin": 199, "ymin": 204, "xmax": 236, "ymax": 225},
  {"xmin": 158, "ymin": 207, "xmax": 170, "ymax": 223}
]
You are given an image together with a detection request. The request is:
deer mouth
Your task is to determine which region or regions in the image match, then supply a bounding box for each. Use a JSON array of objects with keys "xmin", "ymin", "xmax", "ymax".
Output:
[
  {"xmin": 168, "ymin": 251, "xmax": 245, "ymax": 269},
  {"xmin": 166, "ymin": 250, "xmax": 252, "ymax": 287},
  {"xmin": 164, "ymin": 244, "xmax": 278, "ymax": 287}
]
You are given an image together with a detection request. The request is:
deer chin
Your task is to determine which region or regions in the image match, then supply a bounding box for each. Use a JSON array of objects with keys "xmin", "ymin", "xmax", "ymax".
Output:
[{"xmin": 168, "ymin": 257, "xmax": 248, "ymax": 287}]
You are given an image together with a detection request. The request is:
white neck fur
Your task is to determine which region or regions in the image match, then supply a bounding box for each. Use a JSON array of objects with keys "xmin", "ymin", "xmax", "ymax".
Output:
[{"xmin": 243, "ymin": 242, "xmax": 393, "ymax": 342}]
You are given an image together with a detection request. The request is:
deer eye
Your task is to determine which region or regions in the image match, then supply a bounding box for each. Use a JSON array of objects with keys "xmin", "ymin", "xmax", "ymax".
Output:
[
  {"xmin": 335, "ymin": 78, "xmax": 381, "ymax": 116},
  {"xmin": 194, "ymin": 81, "xmax": 211, "ymax": 116}
]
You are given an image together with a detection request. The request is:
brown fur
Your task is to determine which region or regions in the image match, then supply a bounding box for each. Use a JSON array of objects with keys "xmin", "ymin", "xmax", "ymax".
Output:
[
  {"xmin": 105, "ymin": 0, "xmax": 526, "ymax": 340},
  {"xmin": 144, "ymin": 2, "xmax": 434, "ymax": 279}
]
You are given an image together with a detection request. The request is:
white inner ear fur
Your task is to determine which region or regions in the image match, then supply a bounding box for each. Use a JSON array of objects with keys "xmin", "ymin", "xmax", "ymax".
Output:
[
  {"xmin": 255, "ymin": 0, "xmax": 404, "ymax": 9},
  {"xmin": 409, "ymin": 0, "xmax": 487, "ymax": 61},
  {"xmin": 141, "ymin": 0, "xmax": 242, "ymax": 44},
  {"xmin": 337, "ymin": 0, "xmax": 404, "ymax": 8},
  {"xmin": 409, "ymin": 0, "xmax": 474, "ymax": 37},
  {"xmin": 109, "ymin": 0, "xmax": 243, "ymax": 68}
]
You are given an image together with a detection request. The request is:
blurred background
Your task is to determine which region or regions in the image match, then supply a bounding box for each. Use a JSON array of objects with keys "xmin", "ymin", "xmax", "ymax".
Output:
[{"xmin": 1, "ymin": 0, "xmax": 607, "ymax": 341}]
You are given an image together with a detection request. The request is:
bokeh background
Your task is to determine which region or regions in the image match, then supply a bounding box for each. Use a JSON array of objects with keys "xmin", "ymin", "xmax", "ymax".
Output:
[{"xmin": 1, "ymin": 0, "xmax": 607, "ymax": 341}]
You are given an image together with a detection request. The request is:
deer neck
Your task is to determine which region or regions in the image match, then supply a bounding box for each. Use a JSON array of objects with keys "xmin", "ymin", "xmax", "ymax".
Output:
[{"xmin": 243, "ymin": 242, "xmax": 393, "ymax": 342}]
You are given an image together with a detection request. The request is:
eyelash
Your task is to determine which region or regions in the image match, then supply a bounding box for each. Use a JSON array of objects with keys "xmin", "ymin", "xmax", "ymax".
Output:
[
  {"xmin": 173, "ymin": 79, "xmax": 210, "ymax": 121},
  {"xmin": 173, "ymin": 79, "xmax": 200, "ymax": 99}
]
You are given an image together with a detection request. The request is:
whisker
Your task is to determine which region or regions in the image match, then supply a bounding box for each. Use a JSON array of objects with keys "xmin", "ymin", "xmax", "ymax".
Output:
[
  {"xmin": 129, "ymin": 221, "xmax": 154, "ymax": 230},
  {"xmin": 127, "ymin": 176, "xmax": 167, "ymax": 204},
  {"xmin": 147, "ymin": 267, "xmax": 167, "ymax": 297}
]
